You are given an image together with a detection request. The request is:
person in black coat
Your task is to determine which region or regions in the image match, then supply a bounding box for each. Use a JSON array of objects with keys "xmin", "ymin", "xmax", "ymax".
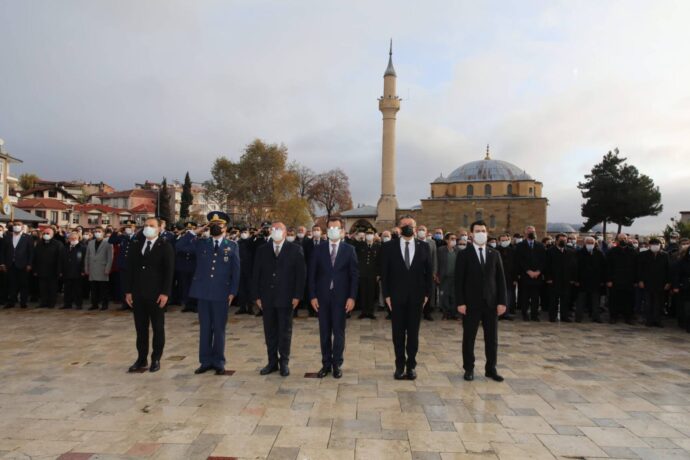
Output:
[
  {"xmin": 496, "ymin": 234, "xmax": 517, "ymax": 319},
  {"xmin": 381, "ymin": 215, "xmax": 433, "ymax": 380},
  {"xmin": 302, "ymin": 225, "xmax": 325, "ymax": 318},
  {"xmin": 62, "ymin": 232, "xmax": 86, "ymax": 309},
  {"xmin": 455, "ymin": 221, "xmax": 507, "ymax": 382},
  {"xmin": 236, "ymin": 228, "xmax": 255, "ymax": 315},
  {"xmin": 0, "ymin": 220, "xmax": 34, "ymax": 308},
  {"xmin": 355, "ymin": 229, "xmax": 381, "ymax": 319},
  {"xmin": 638, "ymin": 237, "xmax": 671, "ymax": 327},
  {"xmin": 606, "ymin": 233, "xmax": 638, "ymax": 324},
  {"xmin": 544, "ymin": 233, "xmax": 578, "ymax": 322},
  {"xmin": 672, "ymin": 246, "xmax": 690, "ymax": 332},
  {"xmin": 31, "ymin": 227, "xmax": 66, "ymax": 308},
  {"xmin": 123, "ymin": 218, "xmax": 175, "ymax": 373},
  {"xmin": 574, "ymin": 237, "xmax": 606, "ymax": 323},
  {"xmin": 251, "ymin": 221, "xmax": 306, "ymax": 377},
  {"xmin": 514, "ymin": 225, "xmax": 546, "ymax": 321}
]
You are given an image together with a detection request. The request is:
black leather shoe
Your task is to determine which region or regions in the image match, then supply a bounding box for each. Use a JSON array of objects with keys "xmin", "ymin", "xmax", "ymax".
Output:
[
  {"xmin": 149, "ymin": 360, "xmax": 160, "ymax": 372},
  {"xmin": 100, "ymin": 306, "xmax": 108, "ymax": 311},
  {"xmin": 60, "ymin": 305, "xmax": 71, "ymax": 310},
  {"xmin": 279, "ymin": 364, "xmax": 290, "ymax": 377},
  {"xmin": 464, "ymin": 370, "xmax": 474, "ymax": 381},
  {"xmin": 317, "ymin": 366, "xmax": 331, "ymax": 378},
  {"xmin": 128, "ymin": 360, "xmax": 147, "ymax": 373},
  {"xmin": 406, "ymin": 368, "xmax": 417, "ymax": 380},
  {"xmin": 333, "ymin": 366, "xmax": 342, "ymax": 379},
  {"xmin": 255, "ymin": 310, "xmax": 263, "ymax": 317},
  {"xmin": 394, "ymin": 368, "xmax": 405, "ymax": 380},
  {"xmin": 260, "ymin": 364, "xmax": 278, "ymax": 375},
  {"xmin": 4, "ymin": 304, "xmax": 14, "ymax": 309},
  {"xmin": 358, "ymin": 313, "xmax": 366, "ymax": 319},
  {"xmin": 485, "ymin": 372, "xmax": 504, "ymax": 382},
  {"xmin": 423, "ymin": 312, "xmax": 434, "ymax": 321},
  {"xmin": 118, "ymin": 305, "xmax": 129, "ymax": 311},
  {"xmin": 194, "ymin": 365, "xmax": 213, "ymax": 374},
  {"xmin": 215, "ymin": 367, "xmax": 226, "ymax": 375},
  {"xmin": 88, "ymin": 306, "xmax": 99, "ymax": 311}
]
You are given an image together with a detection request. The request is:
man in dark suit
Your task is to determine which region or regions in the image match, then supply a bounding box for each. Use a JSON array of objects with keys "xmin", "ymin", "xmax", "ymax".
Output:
[
  {"xmin": 574, "ymin": 237, "xmax": 606, "ymax": 323},
  {"xmin": 252, "ymin": 221, "xmax": 306, "ymax": 377},
  {"xmin": 606, "ymin": 233, "xmax": 638, "ymax": 324},
  {"xmin": 638, "ymin": 237, "xmax": 671, "ymax": 327},
  {"xmin": 236, "ymin": 227, "xmax": 254, "ymax": 315},
  {"xmin": 381, "ymin": 215, "xmax": 433, "ymax": 380},
  {"xmin": 303, "ymin": 224, "xmax": 324, "ymax": 318},
  {"xmin": 355, "ymin": 228, "xmax": 380, "ymax": 319},
  {"xmin": 62, "ymin": 231, "xmax": 86, "ymax": 309},
  {"xmin": 175, "ymin": 222, "xmax": 198, "ymax": 313},
  {"xmin": 515, "ymin": 225, "xmax": 546, "ymax": 321},
  {"xmin": 544, "ymin": 233, "xmax": 577, "ymax": 322},
  {"xmin": 32, "ymin": 227, "xmax": 65, "ymax": 308},
  {"xmin": 496, "ymin": 233, "xmax": 517, "ymax": 319},
  {"xmin": 455, "ymin": 220, "xmax": 507, "ymax": 382},
  {"xmin": 108, "ymin": 220, "xmax": 139, "ymax": 310},
  {"xmin": 251, "ymin": 221, "xmax": 273, "ymax": 317},
  {"xmin": 0, "ymin": 220, "xmax": 34, "ymax": 309},
  {"xmin": 124, "ymin": 218, "xmax": 175, "ymax": 373},
  {"xmin": 309, "ymin": 217, "xmax": 359, "ymax": 379}
]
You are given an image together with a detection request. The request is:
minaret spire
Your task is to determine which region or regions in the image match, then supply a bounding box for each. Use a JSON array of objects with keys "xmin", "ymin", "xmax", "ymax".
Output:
[
  {"xmin": 384, "ymin": 38, "xmax": 397, "ymax": 77},
  {"xmin": 485, "ymin": 144, "xmax": 491, "ymax": 160}
]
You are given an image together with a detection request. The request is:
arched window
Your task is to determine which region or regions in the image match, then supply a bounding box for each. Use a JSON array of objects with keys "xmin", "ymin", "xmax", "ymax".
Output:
[
  {"xmin": 475, "ymin": 211, "xmax": 483, "ymax": 221},
  {"xmin": 507, "ymin": 184, "xmax": 513, "ymax": 196},
  {"xmin": 484, "ymin": 184, "xmax": 492, "ymax": 196},
  {"xmin": 467, "ymin": 184, "xmax": 474, "ymax": 197},
  {"xmin": 490, "ymin": 215, "xmax": 496, "ymax": 228}
]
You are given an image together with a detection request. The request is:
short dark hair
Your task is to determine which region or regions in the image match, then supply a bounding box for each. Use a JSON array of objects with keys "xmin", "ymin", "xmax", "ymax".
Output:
[
  {"xmin": 398, "ymin": 214, "xmax": 415, "ymax": 225},
  {"xmin": 469, "ymin": 220, "xmax": 486, "ymax": 232},
  {"xmin": 312, "ymin": 225, "xmax": 322, "ymax": 231},
  {"xmin": 444, "ymin": 232, "xmax": 456, "ymax": 240},
  {"xmin": 327, "ymin": 217, "xmax": 344, "ymax": 227},
  {"xmin": 144, "ymin": 217, "xmax": 161, "ymax": 226},
  {"xmin": 555, "ymin": 233, "xmax": 566, "ymax": 239},
  {"xmin": 649, "ymin": 237, "xmax": 661, "ymax": 245}
]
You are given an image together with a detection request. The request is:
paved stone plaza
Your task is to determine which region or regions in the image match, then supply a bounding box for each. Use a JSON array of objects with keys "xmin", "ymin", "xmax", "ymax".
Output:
[{"xmin": 1, "ymin": 307, "xmax": 690, "ymax": 460}]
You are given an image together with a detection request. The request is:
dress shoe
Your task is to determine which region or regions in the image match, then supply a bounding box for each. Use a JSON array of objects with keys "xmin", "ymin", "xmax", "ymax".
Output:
[
  {"xmin": 128, "ymin": 360, "xmax": 147, "ymax": 373},
  {"xmin": 194, "ymin": 365, "xmax": 213, "ymax": 374},
  {"xmin": 367, "ymin": 313, "xmax": 376, "ymax": 319},
  {"xmin": 4, "ymin": 304, "xmax": 14, "ymax": 309},
  {"xmin": 406, "ymin": 368, "xmax": 417, "ymax": 380},
  {"xmin": 215, "ymin": 367, "xmax": 226, "ymax": 375},
  {"xmin": 255, "ymin": 310, "xmax": 263, "ymax": 317},
  {"xmin": 593, "ymin": 319, "xmax": 603, "ymax": 323},
  {"xmin": 561, "ymin": 317, "xmax": 572, "ymax": 323},
  {"xmin": 118, "ymin": 305, "xmax": 129, "ymax": 311},
  {"xmin": 485, "ymin": 372, "xmax": 504, "ymax": 382},
  {"xmin": 423, "ymin": 312, "xmax": 434, "ymax": 321},
  {"xmin": 149, "ymin": 360, "xmax": 160, "ymax": 372},
  {"xmin": 75, "ymin": 305, "xmax": 82, "ymax": 310},
  {"xmin": 333, "ymin": 366, "xmax": 343, "ymax": 379},
  {"xmin": 394, "ymin": 368, "xmax": 405, "ymax": 380},
  {"xmin": 531, "ymin": 316, "xmax": 540, "ymax": 322},
  {"xmin": 88, "ymin": 306, "xmax": 99, "ymax": 311},
  {"xmin": 358, "ymin": 313, "xmax": 367, "ymax": 319},
  {"xmin": 100, "ymin": 305, "xmax": 108, "ymax": 311},
  {"xmin": 385, "ymin": 312, "xmax": 392, "ymax": 320},
  {"xmin": 463, "ymin": 370, "xmax": 474, "ymax": 381},
  {"xmin": 317, "ymin": 366, "xmax": 331, "ymax": 378},
  {"xmin": 293, "ymin": 309, "xmax": 299, "ymax": 318},
  {"xmin": 235, "ymin": 307, "xmax": 247, "ymax": 315},
  {"xmin": 60, "ymin": 305, "xmax": 71, "ymax": 310},
  {"xmin": 279, "ymin": 364, "xmax": 290, "ymax": 377},
  {"xmin": 260, "ymin": 364, "xmax": 278, "ymax": 375}
]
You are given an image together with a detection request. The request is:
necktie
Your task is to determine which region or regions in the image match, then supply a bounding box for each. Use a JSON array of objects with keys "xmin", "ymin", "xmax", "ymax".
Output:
[
  {"xmin": 144, "ymin": 240, "xmax": 152, "ymax": 257},
  {"xmin": 479, "ymin": 247, "xmax": 485, "ymax": 266},
  {"xmin": 404, "ymin": 241, "xmax": 410, "ymax": 269},
  {"xmin": 214, "ymin": 240, "xmax": 219, "ymax": 253},
  {"xmin": 275, "ymin": 244, "xmax": 280, "ymax": 258},
  {"xmin": 529, "ymin": 240, "xmax": 533, "ymax": 249},
  {"xmin": 330, "ymin": 243, "xmax": 337, "ymax": 266}
]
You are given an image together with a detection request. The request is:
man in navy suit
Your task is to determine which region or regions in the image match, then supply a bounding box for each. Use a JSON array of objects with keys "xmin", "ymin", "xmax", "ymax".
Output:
[
  {"xmin": 455, "ymin": 220, "xmax": 508, "ymax": 382},
  {"xmin": 381, "ymin": 215, "xmax": 433, "ymax": 380},
  {"xmin": 177, "ymin": 211, "xmax": 240, "ymax": 375},
  {"xmin": 308, "ymin": 217, "xmax": 359, "ymax": 379},
  {"xmin": 252, "ymin": 221, "xmax": 306, "ymax": 377},
  {"xmin": 0, "ymin": 220, "xmax": 34, "ymax": 309}
]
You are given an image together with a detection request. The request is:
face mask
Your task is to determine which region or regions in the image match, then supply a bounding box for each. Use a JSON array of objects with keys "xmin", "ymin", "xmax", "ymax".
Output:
[
  {"xmin": 312, "ymin": 231, "xmax": 321, "ymax": 239},
  {"xmin": 328, "ymin": 227, "xmax": 342, "ymax": 241},
  {"xmin": 94, "ymin": 232, "xmax": 103, "ymax": 240},
  {"xmin": 240, "ymin": 232, "xmax": 249, "ymax": 240},
  {"xmin": 297, "ymin": 232, "xmax": 305, "ymax": 239},
  {"xmin": 514, "ymin": 238, "xmax": 523, "ymax": 244},
  {"xmin": 400, "ymin": 226, "xmax": 414, "ymax": 238},
  {"xmin": 449, "ymin": 240, "xmax": 457, "ymax": 247},
  {"xmin": 42, "ymin": 234, "xmax": 52, "ymax": 241},
  {"xmin": 458, "ymin": 244, "xmax": 467, "ymax": 250},
  {"xmin": 632, "ymin": 243, "xmax": 639, "ymax": 249},
  {"xmin": 13, "ymin": 225, "xmax": 22, "ymax": 233},
  {"xmin": 286, "ymin": 236, "xmax": 296, "ymax": 242},
  {"xmin": 124, "ymin": 228, "xmax": 133, "ymax": 235},
  {"xmin": 527, "ymin": 232, "xmax": 536, "ymax": 240},
  {"xmin": 596, "ymin": 236, "xmax": 603, "ymax": 242},
  {"xmin": 488, "ymin": 242, "xmax": 497, "ymax": 248},
  {"xmin": 460, "ymin": 235, "xmax": 468, "ymax": 242},
  {"xmin": 434, "ymin": 233, "xmax": 443, "ymax": 240},
  {"xmin": 585, "ymin": 244, "xmax": 594, "ymax": 251},
  {"xmin": 557, "ymin": 241, "xmax": 566, "ymax": 248},
  {"xmin": 639, "ymin": 247, "xmax": 648, "ymax": 252},
  {"xmin": 210, "ymin": 225, "xmax": 223, "ymax": 237},
  {"xmin": 500, "ymin": 240, "xmax": 510, "ymax": 248},
  {"xmin": 473, "ymin": 232, "xmax": 487, "ymax": 245},
  {"xmin": 203, "ymin": 230, "xmax": 211, "ymax": 238},
  {"xmin": 271, "ymin": 229, "xmax": 284, "ymax": 242},
  {"xmin": 567, "ymin": 241, "xmax": 574, "ymax": 247},
  {"xmin": 382, "ymin": 236, "xmax": 391, "ymax": 243},
  {"xmin": 417, "ymin": 230, "xmax": 427, "ymax": 239},
  {"xmin": 83, "ymin": 235, "xmax": 91, "ymax": 241},
  {"xmin": 70, "ymin": 240, "xmax": 78, "ymax": 246},
  {"xmin": 670, "ymin": 239, "xmax": 678, "ymax": 244},
  {"xmin": 650, "ymin": 244, "xmax": 661, "ymax": 253},
  {"xmin": 365, "ymin": 234, "xmax": 374, "ymax": 243},
  {"xmin": 143, "ymin": 226, "xmax": 158, "ymax": 238}
]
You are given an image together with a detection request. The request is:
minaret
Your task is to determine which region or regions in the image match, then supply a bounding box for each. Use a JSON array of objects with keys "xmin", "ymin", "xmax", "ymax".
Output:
[{"xmin": 376, "ymin": 40, "xmax": 400, "ymax": 229}]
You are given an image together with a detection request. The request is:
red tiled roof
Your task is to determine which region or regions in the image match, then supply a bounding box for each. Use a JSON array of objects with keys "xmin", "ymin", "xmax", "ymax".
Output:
[
  {"xmin": 94, "ymin": 189, "xmax": 157, "ymax": 199},
  {"xmin": 129, "ymin": 203, "xmax": 156, "ymax": 213},
  {"xmin": 16, "ymin": 198, "xmax": 71, "ymax": 211},
  {"xmin": 74, "ymin": 204, "xmax": 130, "ymax": 214}
]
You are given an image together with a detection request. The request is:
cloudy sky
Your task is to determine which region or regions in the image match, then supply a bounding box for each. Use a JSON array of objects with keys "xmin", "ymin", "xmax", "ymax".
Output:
[{"xmin": 1, "ymin": 0, "xmax": 688, "ymax": 233}]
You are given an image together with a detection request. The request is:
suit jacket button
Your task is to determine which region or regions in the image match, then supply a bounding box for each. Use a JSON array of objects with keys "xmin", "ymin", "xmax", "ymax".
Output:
[{"xmin": 210, "ymin": 274, "xmax": 214, "ymax": 278}]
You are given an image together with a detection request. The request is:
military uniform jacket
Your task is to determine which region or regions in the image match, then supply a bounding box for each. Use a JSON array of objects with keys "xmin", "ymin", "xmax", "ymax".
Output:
[
  {"xmin": 108, "ymin": 233, "xmax": 138, "ymax": 271},
  {"xmin": 356, "ymin": 242, "xmax": 381, "ymax": 278},
  {"xmin": 175, "ymin": 232, "xmax": 197, "ymax": 273},
  {"xmin": 178, "ymin": 236, "xmax": 240, "ymax": 302}
]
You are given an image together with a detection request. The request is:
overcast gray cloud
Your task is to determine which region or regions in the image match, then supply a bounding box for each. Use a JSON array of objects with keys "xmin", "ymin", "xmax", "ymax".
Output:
[{"xmin": 1, "ymin": 0, "xmax": 688, "ymax": 233}]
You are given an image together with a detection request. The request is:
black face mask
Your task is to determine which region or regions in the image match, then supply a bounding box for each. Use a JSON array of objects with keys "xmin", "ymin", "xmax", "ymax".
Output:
[
  {"xmin": 557, "ymin": 240, "xmax": 566, "ymax": 248},
  {"xmin": 527, "ymin": 232, "xmax": 536, "ymax": 240},
  {"xmin": 400, "ymin": 226, "xmax": 414, "ymax": 238},
  {"xmin": 209, "ymin": 225, "xmax": 223, "ymax": 237},
  {"xmin": 262, "ymin": 228, "xmax": 270, "ymax": 237}
]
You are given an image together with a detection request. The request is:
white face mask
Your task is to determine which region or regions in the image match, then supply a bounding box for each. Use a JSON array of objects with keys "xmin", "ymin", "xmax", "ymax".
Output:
[
  {"xmin": 632, "ymin": 243, "xmax": 639, "ymax": 249},
  {"xmin": 42, "ymin": 234, "xmax": 53, "ymax": 241},
  {"xmin": 12, "ymin": 225, "xmax": 22, "ymax": 233},
  {"xmin": 650, "ymin": 244, "xmax": 661, "ymax": 253},
  {"xmin": 328, "ymin": 227, "xmax": 342, "ymax": 241},
  {"xmin": 473, "ymin": 232, "xmax": 488, "ymax": 245},
  {"xmin": 459, "ymin": 235, "xmax": 468, "ymax": 242},
  {"xmin": 240, "ymin": 232, "xmax": 249, "ymax": 240},
  {"xmin": 271, "ymin": 229, "xmax": 284, "ymax": 242},
  {"xmin": 143, "ymin": 226, "xmax": 158, "ymax": 238},
  {"xmin": 458, "ymin": 243, "xmax": 467, "ymax": 250},
  {"xmin": 124, "ymin": 227, "xmax": 133, "ymax": 235},
  {"xmin": 382, "ymin": 236, "xmax": 391, "ymax": 243},
  {"xmin": 286, "ymin": 236, "xmax": 296, "ymax": 242},
  {"xmin": 312, "ymin": 231, "xmax": 321, "ymax": 239},
  {"xmin": 297, "ymin": 232, "xmax": 305, "ymax": 239},
  {"xmin": 585, "ymin": 244, "xmax": 595, "ymax": 251},
  {"xmin": 417, "ymin": 230, "xmax": 427, "ymax": 239},
  {"xmin": 70, "ymin": 240, "xmax": 79, "ymax": 246},
  {"xmin": 500, "ymin": 240, "xmax": 510, "ymax": 248},
  {"xmin": 449, "ymin": 240, "xmax": 457, "ymax": 248},
  {"xmin": 639, "ymin": 247, "xmax": 649, "ymax": 252},
  {"xmin": 514, "ymin": 238, "xmax": 523, "ymax": 244},
  {"xmin": 488, "ymin": 242, "xmax": 497, "ymax": 248},
  {"xmin": 365, "ymin": 234, "xmax": 374, "ymax": 243},
  {"xmin": 94, "ymin": 232, "xmax": 103, "ymax": 240}
]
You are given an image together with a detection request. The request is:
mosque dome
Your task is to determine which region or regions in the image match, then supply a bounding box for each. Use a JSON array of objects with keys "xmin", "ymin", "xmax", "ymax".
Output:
[{"xmin": 445, "ymin": 146, "xmax": 533, "ymax": 183}]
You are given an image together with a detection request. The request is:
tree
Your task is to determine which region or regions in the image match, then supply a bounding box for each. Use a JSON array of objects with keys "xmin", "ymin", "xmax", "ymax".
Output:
[
  {"xmin": 180, "ymin": 172, "xmax": 193, "ymax": 221},
  {"xmin": 664, "ymin": 218, "xmax": 690, "ymax": 240},
  {"xmin": 308, "ymin": 168, "xmax": 353, "ymax": 221},
  {"xmin": 578, "ymin": 148, "xmax": 662, "ymax": 235},
  {"xmin": 272, "ymin": 197, "xmax": 312, "ymax": 227},
  {"xmin": 19, "ymin": 173, "xmax": 39, "ymax": 190},
  {"xmin": 288, "ymin": 162, "xmax": 316, "ymax": 199},
  {"xmin": 203, "ymin": 157, "xmax": 239, "ymax": 215},
  {"xmin": 157, "ymin": 178, "xmax": 173, "ymax": 224}
]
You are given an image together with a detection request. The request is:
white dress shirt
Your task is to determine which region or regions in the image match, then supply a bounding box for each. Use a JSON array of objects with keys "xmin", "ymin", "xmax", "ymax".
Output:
[
  {"xmin": 12, "ymin": 233, "xmax": 21, "ymax": 248},
  {"xmin": 328, "ymin": 238, "xmax": 342, "ymax": 258},
  {"xmin": 142, "ymin": 236, "xmax": 158, "ymax": 255},
  {"xmin": 472, "ymin": 242, "xmax": 486, "ymax": 263},
  {"xmin": 400, "ymin": 237, "xmax": 416, "ymax": 264}
]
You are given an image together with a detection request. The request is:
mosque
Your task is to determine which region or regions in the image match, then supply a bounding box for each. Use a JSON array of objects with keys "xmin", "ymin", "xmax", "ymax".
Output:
[{"xmin": 342, "ymin": 44, "xmax": 547, "ymax": 234}]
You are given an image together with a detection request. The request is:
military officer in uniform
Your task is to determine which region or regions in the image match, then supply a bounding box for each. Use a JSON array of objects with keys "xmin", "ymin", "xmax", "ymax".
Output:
[
  {"xmin": 236, "ymin": 226, "xmax": 255, "ymax": 315},
  {"xmin": 176, "ymin": 222, "xmax": 198, "ymax": 313},
  {"xmin": 109, "ymin": 220, "xmax": 139, "ymax": 310},
  {"xmin": 356, "ymin": 229, "xmax": 381, "ymax": 319},
  {"xmin": 158, "ymin": 219, "xmax": 176, "ymax": 243},
  {"xmin": 177, "ymin": 212, "xmax": 240, "ymax": 375}
]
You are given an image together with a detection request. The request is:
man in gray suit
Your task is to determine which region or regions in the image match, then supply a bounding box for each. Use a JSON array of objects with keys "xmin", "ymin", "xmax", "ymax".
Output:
[{"xmin": 85, "ymin": 226, "xmax": 113, "ymax": 311}]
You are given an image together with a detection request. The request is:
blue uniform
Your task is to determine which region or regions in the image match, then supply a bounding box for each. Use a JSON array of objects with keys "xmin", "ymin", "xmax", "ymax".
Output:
[
  {"xmin": 177, "ymin": 235, "xmax": 240, "ymax": 368},
  {"xmin": 108, "ymin": 233, "xmax": 138, "ymax": 302},
  {"xmin": 175, "ymin": 232, "xmax": 197, "ymax": 309}
]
